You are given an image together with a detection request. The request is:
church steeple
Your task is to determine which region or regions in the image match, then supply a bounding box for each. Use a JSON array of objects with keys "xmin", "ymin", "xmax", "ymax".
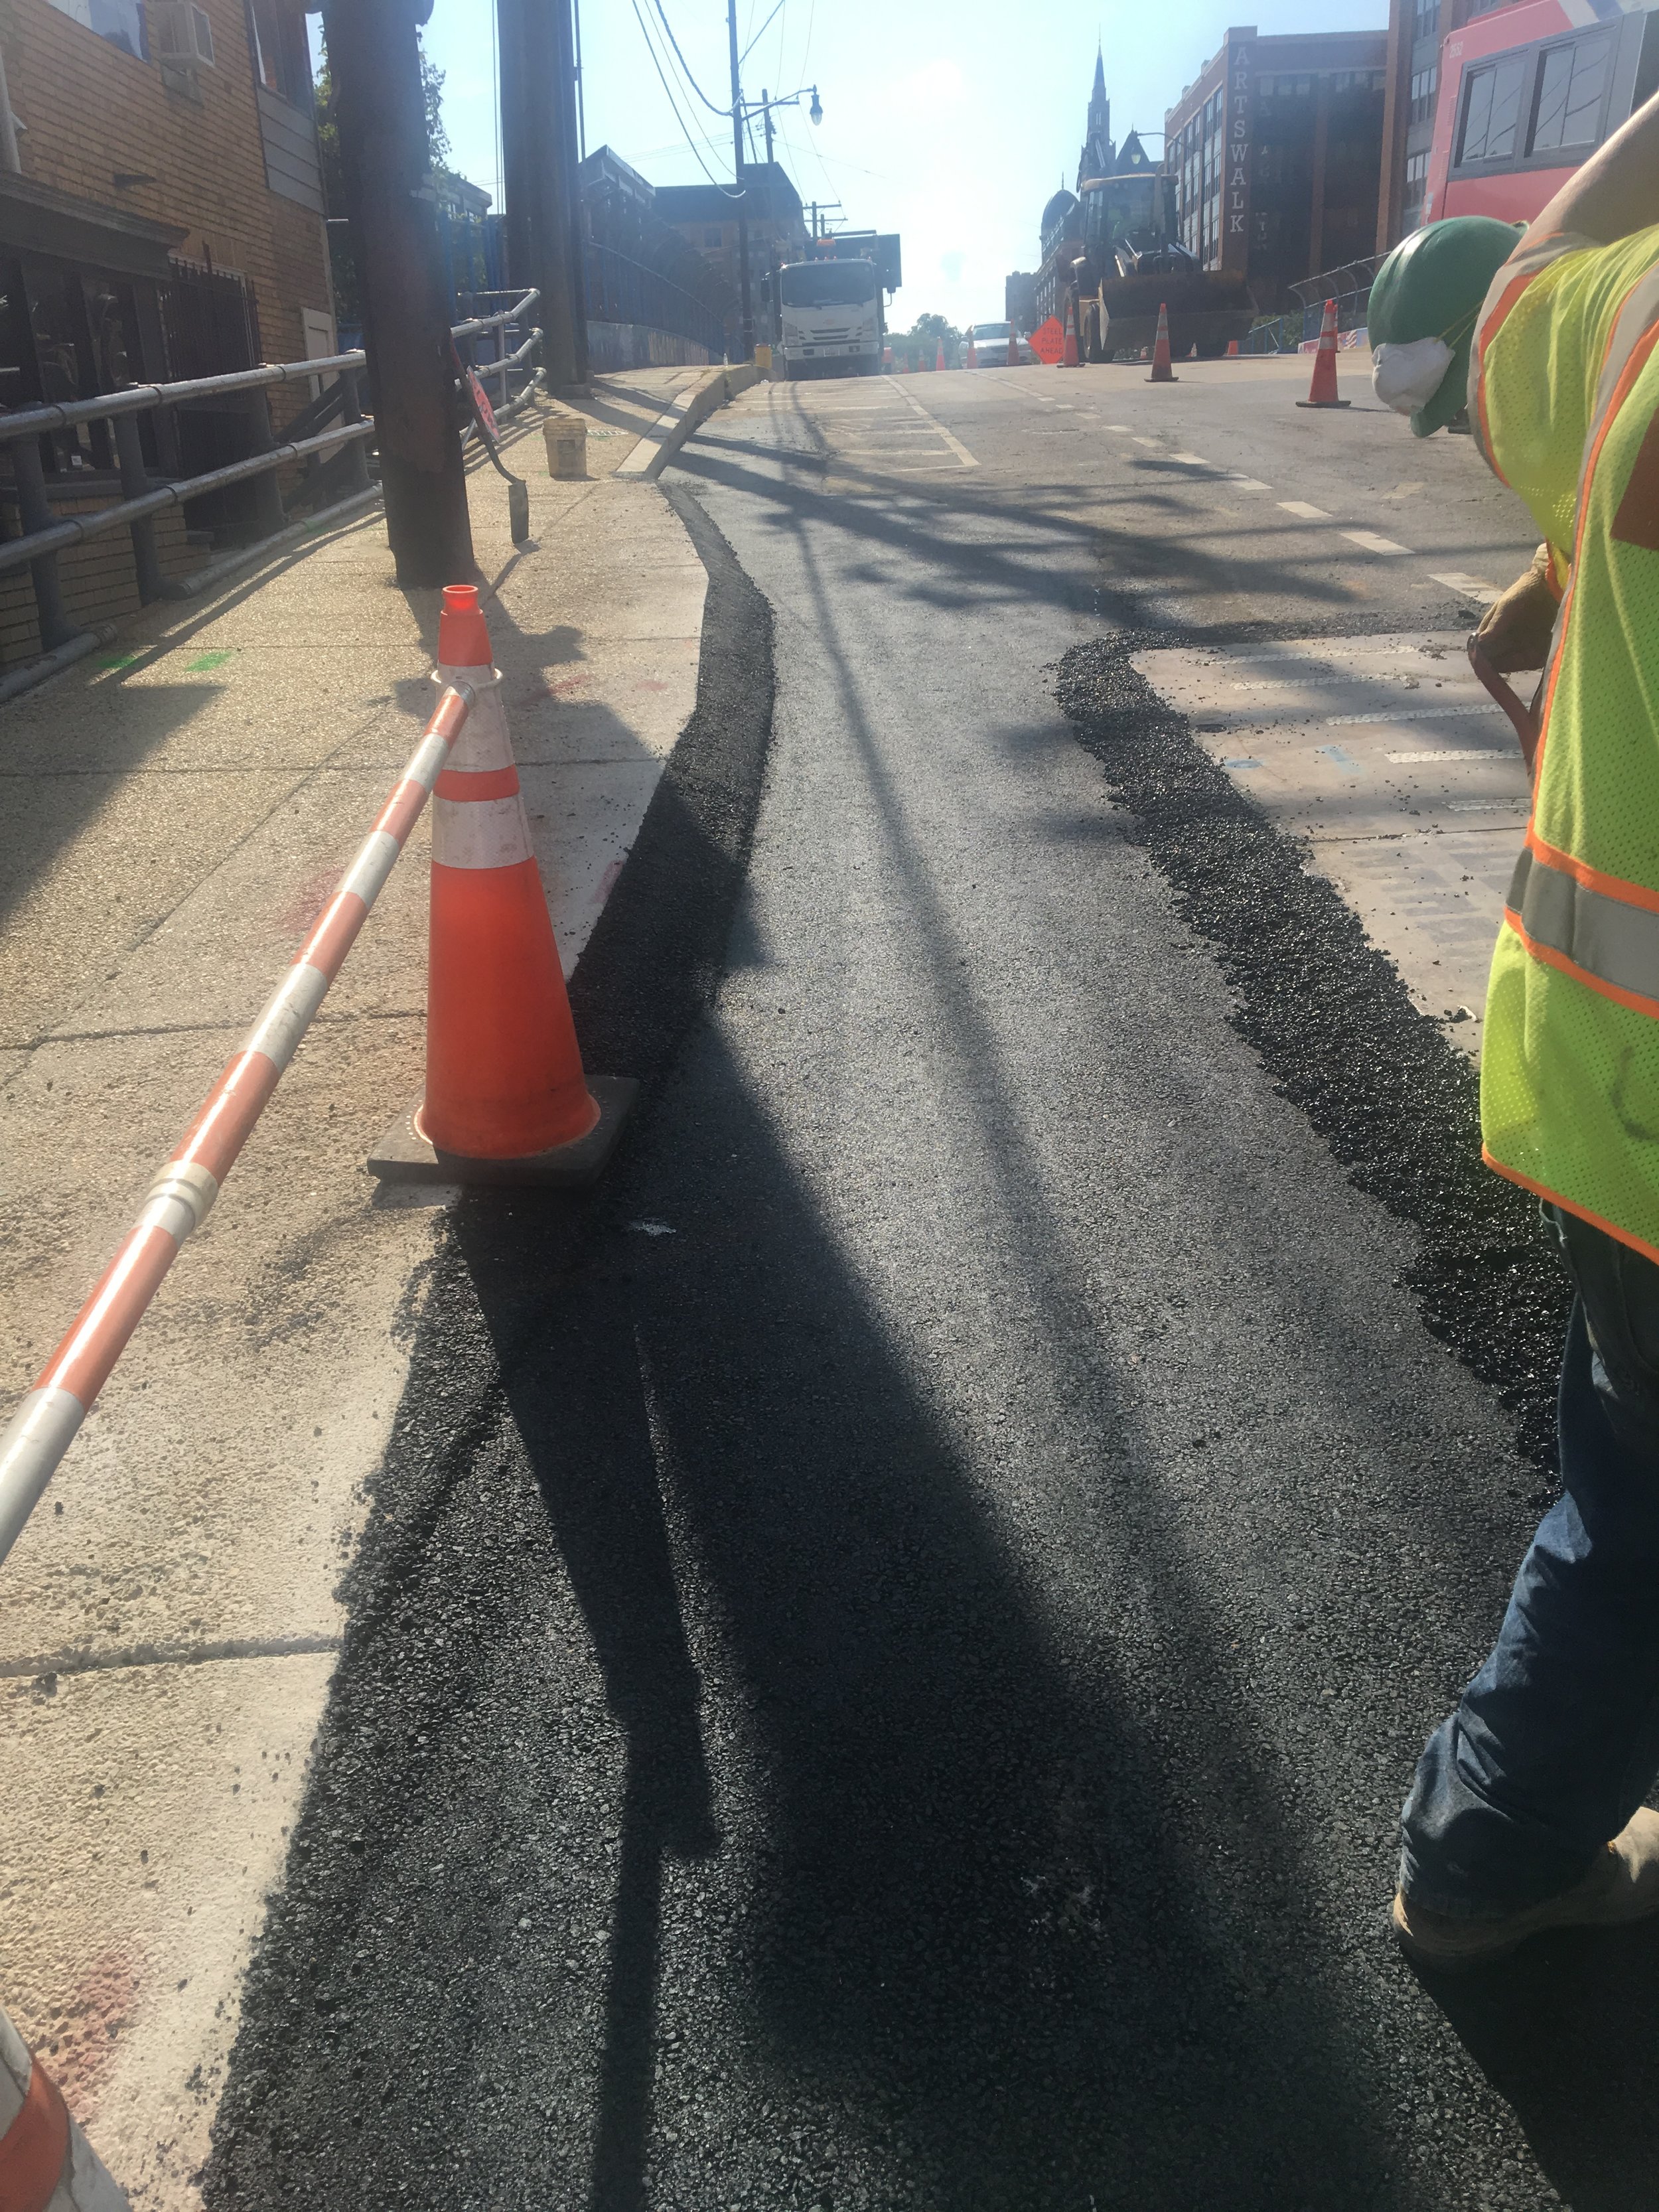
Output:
[{"xmin": 1078, "ymin": 44, "xmax": 1115, "ymax": 188}]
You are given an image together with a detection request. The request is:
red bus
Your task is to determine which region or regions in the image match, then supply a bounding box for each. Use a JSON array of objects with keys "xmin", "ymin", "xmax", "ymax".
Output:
[{"xmin": 1423, "ymin": 0, "xmax": 1659, "ymax": 230}]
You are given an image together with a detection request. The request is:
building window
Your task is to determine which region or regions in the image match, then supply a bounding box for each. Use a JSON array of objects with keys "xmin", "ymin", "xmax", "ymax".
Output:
[
  {"xmin": 1402, "ymin": 147, "xmax": 1429, "ymax": 232},
  {"xmin": 1530, "ymin": 30, "xmax": 1613, "ymax": 153},
  {"xmin": 1413, "ymin": 0, "xmax": 1440, "ymax": 41},
  {"xmin": 1409, "ymin": 66, "xmax": 1439, "ymax": 124},
  {"xmin": 1457, "ymin": 52, "xmax": 1528, "ymax": 163},
  {"xmin": 247, "ymin": 0, "xmax": 307, "ymax": 100},
  {"xmin": 44, "ymin": 0, "xmax": 147, "ymax": 59}
]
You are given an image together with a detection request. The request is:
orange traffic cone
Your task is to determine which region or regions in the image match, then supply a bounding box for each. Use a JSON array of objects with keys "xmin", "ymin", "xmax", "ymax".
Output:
[
  {"xmin": 1189, "ymin": 342, "xmax": 1198, "ymax": 360},
  {"xmin": 934, "ymin": 338, "xmax": 946, "ymax": 371},
  {"xmin": 966, "ymin": 332, "xmax": 978, "ymax": 368},
  {"xmin": 1006, "ymin": 329, "xmax": 1019, "ymax": 367},
  {"xmin": 1148, "ymin": 301, "xmax": 1177, "ymax": 382},
  {"xmin": 1226, "ymin": 338, "xmax": 1240, "ymax": 356},
  {"xmin": 1062, "ymin": 297, "xmax": 1080, "ymax": 368},
  {"xmin": 370, "ymin": 584, "xmax": 636, "ymax": 1187},
  {"xmin": 1297, "ymin": 297, "xmax": 1350, "ymax": 408},
  {"xmin": 1, "ymin": 2008, "xmax": 131, "ymax": 2211}
]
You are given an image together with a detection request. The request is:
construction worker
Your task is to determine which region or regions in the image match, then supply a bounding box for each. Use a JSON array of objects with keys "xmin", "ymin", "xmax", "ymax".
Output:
[{"xmin": 1367, "ymin": 104, "xmax": 1659, "ymax": 1969}]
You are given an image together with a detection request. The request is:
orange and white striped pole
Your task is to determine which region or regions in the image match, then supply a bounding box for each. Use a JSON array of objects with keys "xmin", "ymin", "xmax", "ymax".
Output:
[
  {"xmin": 0, "ymin": 677, "xmax": 474, "ymax": 1565},
  {"xmin": 1, "ymin": 2006, "xmax": 130, "ymax": 2210}
]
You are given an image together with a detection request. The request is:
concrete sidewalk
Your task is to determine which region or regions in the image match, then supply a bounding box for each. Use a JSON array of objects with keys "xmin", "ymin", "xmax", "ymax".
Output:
[{"xmin": 0, "ymin": 372, "xmax": 717, "ymax": 2207}]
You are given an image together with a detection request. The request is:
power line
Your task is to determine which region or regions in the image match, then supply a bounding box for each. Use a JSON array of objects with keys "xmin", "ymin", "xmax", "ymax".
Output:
[
  {"xmin": 652, "ymin": 0, "xmax": 729, "ymax": 115},
  {"xmin": 634, "ymin": 0, "xmax": 739, "ymax": 182},
  {"xmin": 741, "ymin": 0, "xmax": 786, "ymax": 65},
  {"xmin": 630, "ymin": 0, "xmax": 743, "ymax": 194}
]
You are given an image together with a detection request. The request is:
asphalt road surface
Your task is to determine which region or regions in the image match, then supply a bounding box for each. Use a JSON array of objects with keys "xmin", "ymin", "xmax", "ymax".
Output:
[{"xmin": 205, "ymin": 361, "xmax": 1658, "ymax": 2212}]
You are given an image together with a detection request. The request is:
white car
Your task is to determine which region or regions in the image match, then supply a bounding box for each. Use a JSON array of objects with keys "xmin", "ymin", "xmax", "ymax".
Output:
[{"xmin": 965, "ymin": 321, "xmax": 1036, "ymax": 366}]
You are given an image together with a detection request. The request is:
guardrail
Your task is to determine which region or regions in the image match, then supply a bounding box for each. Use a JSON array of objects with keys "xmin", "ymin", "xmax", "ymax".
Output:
[
  {"xmin": 0, "ymin": 672, "xmax": 478, "ymax": 1565},
  {"xmin": 583, "ymin": 242, "xmax": 727, "ymax": 360},
  {"xmin": 1244, "ymin": 258, "xmax": 1382, "ymax": 354},
  {"xmin": 0, "ymin": 289, "xmax": 541, "ymax": 683}
]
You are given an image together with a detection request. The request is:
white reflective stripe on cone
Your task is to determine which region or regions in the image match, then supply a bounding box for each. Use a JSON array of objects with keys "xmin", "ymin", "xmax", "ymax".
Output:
[
  {"xmin": 431, "ymin": 792, "xmax": 536, "ymax": 870},
  {"xmin": 435, "ymin": 664, "xmax": 513, "ymax": 776}
]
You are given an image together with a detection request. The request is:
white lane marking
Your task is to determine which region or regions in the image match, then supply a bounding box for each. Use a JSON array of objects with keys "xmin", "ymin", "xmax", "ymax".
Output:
[
  {"xmin": 1342, "ymin": 530, "xmax": 1411, "ymax": 555},
  {"xmin": 1430, "ymin": 571, "xmax": 1503, "ymax": 603},
  {"xmin": 1449, "ymin": 798, "xmax": 1526, "ymax": 812},
  {"xmin": 1170, "ymin": 452, "xmax": 1212, "ymax": 466},
  {"xmin": 1131, "ymin": 435, "xmax": 1161, "ymax": 447},
  {"xmin": 1228, "ymin": 477, "xmax": 1271, "ymax": 490},
  {"xmin": 1329, "ymin": 703, "xmax": 1504, "ymax": 725},
  {"xmin": 1278, "ymin": 500, "xmax": 1331, "ymax": 519},
  {"xmin": 890, "ymin": 379, "xmax": 979, "ymax": 466},
  {"xmin": 1386, "ymin": 747, "xmax": 1512, "ymax": 762},
  {"xmin": 1104, "ymin": 423, "xmax": 1132, "ymax": 431}
]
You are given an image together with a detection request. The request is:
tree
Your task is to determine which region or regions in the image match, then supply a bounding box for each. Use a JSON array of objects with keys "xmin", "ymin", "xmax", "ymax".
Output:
[
  {"xmin": 316, "ymin": 28, "xmax": 449, "ymax": 328},
  {"xmin": 902, "ymin": 311, "xmax": 963, "ymax": 366}
]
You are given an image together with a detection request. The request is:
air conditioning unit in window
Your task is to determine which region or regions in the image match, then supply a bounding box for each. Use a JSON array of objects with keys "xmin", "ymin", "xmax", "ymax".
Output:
[{"xmin": 150, "ymin": 1, "xmax": 215, "ymax": 66}]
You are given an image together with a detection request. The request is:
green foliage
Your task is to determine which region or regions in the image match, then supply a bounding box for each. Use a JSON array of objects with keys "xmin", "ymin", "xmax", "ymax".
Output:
[{"xmin": 906, "ymin": 311, "xmax": 962, "ymax": 348}]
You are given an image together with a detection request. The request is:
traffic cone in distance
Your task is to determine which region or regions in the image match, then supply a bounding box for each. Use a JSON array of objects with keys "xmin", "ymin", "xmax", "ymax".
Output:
[
  {"xmin": 369, "ymin": 584, "xmax": 636, "ymax": 1187},
  {"xmin": 1189, "ymin": 342, "xmax": 1199, "ymax": 360},
  {"xmin": 1062, "ymin": 297, "xmax": 1081, "ymax": 368},
  {"xmin": 935, "ymin": 338, "xmax": 946, "ymax": 371},
  {"xmin": 1226, "ymin": 337, "xmax": 1240, "ymax": 356},
  {"xmin": 1148, "ymin": 301, "xmax": 1177, "ymax": 382},
  {"xmin": 1297, "ymin": 297, "xmax": 1351, "ymax": 408},
  {"xmin": 1007, "ymin": 328, "xmax": 1019, "ymax": 367},
  {"xmin": 966, "ymin": 333, "xmax": 977, "ymax": 368}
]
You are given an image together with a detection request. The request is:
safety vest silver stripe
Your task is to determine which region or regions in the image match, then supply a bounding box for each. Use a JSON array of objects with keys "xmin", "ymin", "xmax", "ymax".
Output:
[{"xmin": 1510, "ymin": 843, "xmax": 1659, "ymax": 1005}]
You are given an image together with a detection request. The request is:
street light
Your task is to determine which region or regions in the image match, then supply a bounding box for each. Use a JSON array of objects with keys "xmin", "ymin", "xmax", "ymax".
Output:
[{"xmin": 809, "ymin": 85, "xmax": 822, "ymax": 124}]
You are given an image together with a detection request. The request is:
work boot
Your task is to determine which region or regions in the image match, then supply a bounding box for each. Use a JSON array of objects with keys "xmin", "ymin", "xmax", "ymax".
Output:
[{"xmin": 1392, "ymin": 1807, "xmax": 1659, "ymax": 1970}]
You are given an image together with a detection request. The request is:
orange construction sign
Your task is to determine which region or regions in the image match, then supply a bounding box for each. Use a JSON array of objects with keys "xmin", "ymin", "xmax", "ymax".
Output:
[{"xmin": 1028, "ymin": 315, "xmax": 1065, "ymax": 365}]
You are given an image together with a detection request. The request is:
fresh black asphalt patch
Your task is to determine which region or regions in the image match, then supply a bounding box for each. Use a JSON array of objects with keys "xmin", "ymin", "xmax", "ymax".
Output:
[{"xmin": 1056, "ymin": 629, "xmax": 1570, "ymax": 1483}]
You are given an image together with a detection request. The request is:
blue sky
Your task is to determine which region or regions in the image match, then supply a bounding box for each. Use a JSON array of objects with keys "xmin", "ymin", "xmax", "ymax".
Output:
[{"xmin": 411, "ymin": 0, "xmax": 1390, "ymax": 332}]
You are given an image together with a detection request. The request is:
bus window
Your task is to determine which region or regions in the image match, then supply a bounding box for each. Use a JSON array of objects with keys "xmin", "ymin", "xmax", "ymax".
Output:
[
  {"xmin": 1459, "ymin": 52, "xmax": 1528, "ymax": 164},
  {"xmin": 1530, "ymin": 30, "xmax": 1614, "ymax": 154}
]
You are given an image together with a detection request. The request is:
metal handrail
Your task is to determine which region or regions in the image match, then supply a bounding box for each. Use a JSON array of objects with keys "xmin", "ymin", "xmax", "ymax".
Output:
[
  {"xmin": 0, "ymin": 353, "xmax": 368, "ymax": 445},
  {"xmin": 0, "ymin": 288, "xmax": 543, "ymax": 685},
  {"xmin": 0, "ymin": 423, "xmax": 375, "ymax": 577}
]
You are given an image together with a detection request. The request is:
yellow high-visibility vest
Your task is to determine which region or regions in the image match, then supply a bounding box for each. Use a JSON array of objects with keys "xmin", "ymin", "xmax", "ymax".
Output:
[{"xmin": 1474, "ymin": 224, "xmax": 1659, "ymax": 1258}]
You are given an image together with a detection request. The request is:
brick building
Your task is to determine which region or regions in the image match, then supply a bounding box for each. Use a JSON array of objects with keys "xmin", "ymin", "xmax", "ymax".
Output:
[
  {"xmin": 0, "ymin": 0, "xmax": 334, "ymax": 662},
  {"xmin": 1166, "ymin": 25, "xmax": 1388, "ymax": 311},
  {"xmin": 656, "ymin": 161, "xmax": 806, "ymax": 347}
]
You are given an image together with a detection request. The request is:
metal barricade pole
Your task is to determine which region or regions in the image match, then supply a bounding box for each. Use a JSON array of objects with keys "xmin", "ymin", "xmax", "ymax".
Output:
[
  {"xmin": 342, "ymin": 368, "xmax": 372, "ymax": 496},
  {"xmin": 11, "ymin": 435, "xmax": 74, "ymax": 653},
  {"xmin": 111, "ymin": 415, "xmax": 163, "ymax": 607},
  {"xmin": 244, "ymin": 388, "xmax": 286, "ymax": 540}
]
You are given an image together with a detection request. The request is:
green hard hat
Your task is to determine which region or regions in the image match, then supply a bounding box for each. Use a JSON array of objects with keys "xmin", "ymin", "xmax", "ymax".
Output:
[{"xmin": 1368, "ymin": 215, "xmax": 1523, "ymax": 437}]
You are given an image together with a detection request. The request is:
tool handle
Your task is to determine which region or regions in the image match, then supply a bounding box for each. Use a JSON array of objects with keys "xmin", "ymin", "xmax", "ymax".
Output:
[{"xmin": 1467, "ymin": 632, "xmax": 1542, "ymax": 782}]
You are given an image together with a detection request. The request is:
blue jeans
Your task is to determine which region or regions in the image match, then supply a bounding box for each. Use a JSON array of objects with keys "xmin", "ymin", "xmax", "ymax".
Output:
[{"xmin": 1400, "ymin": 1207, "xmax": 1659, "ymax": 1917}]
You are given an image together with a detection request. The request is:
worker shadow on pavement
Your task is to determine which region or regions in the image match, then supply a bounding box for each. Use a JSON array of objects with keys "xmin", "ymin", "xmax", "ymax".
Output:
[
  {"xmin": 1412, "ymin": 1923, "xmax": 1659, "ymax": 2210},
  {"xmin": 438, "ymin": 1051, "xmax": 1400, "ymax": 2212}
]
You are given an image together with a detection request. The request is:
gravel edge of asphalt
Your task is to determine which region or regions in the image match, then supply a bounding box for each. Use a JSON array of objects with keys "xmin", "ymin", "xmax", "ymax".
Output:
[
  {"xmin": 200, "ymin": 481, "xmax": 776, "ymax": 2209},
  {"xmin": 1056, "ymin": 628, "xmax": 1569, "ymax": 1479}
]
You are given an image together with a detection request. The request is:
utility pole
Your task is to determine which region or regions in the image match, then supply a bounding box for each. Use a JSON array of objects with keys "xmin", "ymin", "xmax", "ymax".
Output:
[
  {"xmin": 761, "ymin": 88, "xmax": 775, "ymax": 166},
  {"xmin": 322, "ymin": 0, "xmax": 473, "ymax": 587},
  {"xmin": 498, "ymin": 0, "xmax": 586, "ymax": 386},
  {"xmin": 726, "ymin": 0, "xmax": 753, "ymax": 360}
]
